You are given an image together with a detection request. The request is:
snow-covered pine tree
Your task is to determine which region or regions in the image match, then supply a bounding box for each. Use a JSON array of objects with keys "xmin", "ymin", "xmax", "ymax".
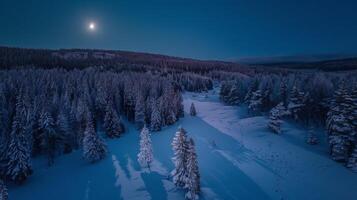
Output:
[
  {"xmin": 244, "ymin": 79, "xmax": 259, "ymax": 103},
  {"xmin": 288, "ymin": 85, "xmax": 305, "ymax": 120},
  {"xmin": 0, "ymin": 179, "xmax": 8, "ymax": 200},
  {"xmin": 150, "ymin": 100, "xmax": 161, "ymax": 132},
  {"xmin": 219, "ymin": 81, "xmax": 231, "ymax": 102},
  {"xmin": 173, "ymin": 93, "xmax": 184, "ymax": 118},
  {"xmin": 347, "ymin": 146, "xmax": 357, "ymax": 172},
  {"xmin": 137, "ymin": 125, "xmax": 153, "ymax": 168},
  {"xmin": 185, "ymin": 138, "xmax": 200, "ymax": 200},
  {"xmin": 39, "ymin": 109, "xmax": 62, "ymax": 166},
  {"xmin": 350, "ymin": 86, "xmax": 357, "ymax": 140},
  {"xmin": 6, "ymin": 93, "xmax": 32, "ymax": 183},
  {"xmin": 248, "ymin": 90, "xmax": 263, "ymax": 114},
  {"xmin": 83, "ymin": 111, "xmax": 107, "ymax": 163},
  {"xmin": 171, "ymin": 126, "xmax": 188, "ymax": 187},
  {"xmin": 56, "ymin": 109, "xmax": 74, "ymax": 154},
  {"xmin": 166, "ymin": 110, "xmax": 177, "ymax": 126},
  {"xmin": 103, "ymin": 100, "xmax": 124, "ymax": 138},
  {"xmin": 135, "ymin": 94, "xmax": 145, "ymax": 129},
  {"xmin": 280, "ymin": 78, "xmax": 288, "ymax": 108},
  {"xmin": 306, "ymin": 126, "xmax": 318, "ymax": 145},
  {"xmin": 227, "ymin": 83, "xmax": 240, "ymax": 105},
  {"xmin": 326, "ymin": 81, "xmax": 352, "ymax": 162},
  {"xmin": 268, "ymin": 102, "xmax": 286, "ymax": 134},
  {"xmin": 190, "ymin": 103, "xmax": 197, "ymax": 116},
  {"xmin": 75, "ymin": 98, "xmax": 87, "ymax": 148},
  {"xmin": 261, "ymin": 84, "xmax": 273, "ymax": 111}
]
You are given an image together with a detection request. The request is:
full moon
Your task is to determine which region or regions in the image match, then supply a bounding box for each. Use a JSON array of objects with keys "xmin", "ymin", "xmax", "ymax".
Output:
[{"xmin": 88, "ymin": 22, "xmax": 96, "ymax": 31}]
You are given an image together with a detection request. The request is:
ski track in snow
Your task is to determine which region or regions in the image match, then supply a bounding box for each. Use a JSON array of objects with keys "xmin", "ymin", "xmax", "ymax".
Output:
[
  {"xmin": 111, "ymin": 154, "xmax": 150, "ymax": 200},
  {"xmin": 112, "ymin": 154, "xmax": 185, "ymax": 200},
  {"xmin": 84, "ymin": 181, "xmax": 91, "ymax": 200}
]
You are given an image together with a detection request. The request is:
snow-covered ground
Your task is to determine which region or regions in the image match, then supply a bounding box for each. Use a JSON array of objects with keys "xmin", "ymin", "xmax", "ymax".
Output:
[
  {"xmin": 184, "ymin": 89, "xmax": 357, "ymax": 200},
  {"xmin": 10, "ymin": 89, "xmax": 357, "ymax": 200}
]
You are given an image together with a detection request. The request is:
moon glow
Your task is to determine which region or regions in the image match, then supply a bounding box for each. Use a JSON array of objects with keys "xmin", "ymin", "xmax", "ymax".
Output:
[{"xmin": 88, "ymin": 22, "xmax": 96, "ymax": 31}]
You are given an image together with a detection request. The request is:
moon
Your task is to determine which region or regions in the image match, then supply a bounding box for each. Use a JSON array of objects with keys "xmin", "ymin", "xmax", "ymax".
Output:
[{"xmin": 88, "ymin": 22, "xmax": 96, "ymax": 31}]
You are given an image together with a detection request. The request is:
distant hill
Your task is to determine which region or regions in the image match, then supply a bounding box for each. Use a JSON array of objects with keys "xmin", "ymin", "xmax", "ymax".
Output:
[
  {"xmin": 1, "ymin": 46, "xmax": 356, "ymax": 72},
  {"xmin": 250, "ymin": 57, "xmax": 357, "ymax": 71},
  {"xmin": 237, "ymin": 54, "xmax": 357, "ymax": 64},
  {"xmin": 0, "ymin": 46, "xmax": 250, "ymax": 74}
]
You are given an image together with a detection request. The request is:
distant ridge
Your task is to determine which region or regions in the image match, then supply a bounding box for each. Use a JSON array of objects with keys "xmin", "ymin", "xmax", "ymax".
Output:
[
  {"xmin": 0, "ymin": 46, "xmax": 250, "ymax": 73},
  {"xmin": 237, "ymin": 54, "xmax": 357, "ymax": 64}
]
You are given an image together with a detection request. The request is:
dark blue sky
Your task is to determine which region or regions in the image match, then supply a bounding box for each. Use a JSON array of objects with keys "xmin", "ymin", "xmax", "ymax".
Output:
[{"xmin": 1, "ymin": 0, "xmax": 357, "ymax": 60}]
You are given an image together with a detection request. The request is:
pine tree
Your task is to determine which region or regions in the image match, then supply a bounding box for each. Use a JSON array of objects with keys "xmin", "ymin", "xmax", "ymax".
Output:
[
  {"xmin": 288, "ymin": 85, "xmax": 305, "ymax": 120},
  {"xmin": 227, "ymin": 83, "xmax": 240, "ymax": 105},
  {"xmin": 103, "ymin": 101, "xmax": 124, "ymax": 138},
  {"xmin": 137, "ymin": 125, "xmax": 153, "ymax": 168},
  {"xmin": 268, "ymin": 103, "xmax": 286, "ymax": 134},
  {"xmin": 244, "ymin": 79, "xmax": 259, "ymax": 103},
  {"xmin": 280, "ymin": 78, "xmax": 288, "ymax": 108},
  {"xmin": 347, "ymin": 147, "xmax": 357, "ymax": 172},
  {"xmin": 6, "ymin": 93, "xmax": 32, "ymax": 183},
  {"xmin": 171, "ymin": 126, "xmax": 188, "ymax": 187},
  {"xmin": 150, "ymin": 101, "xmax": 161, "ymax": 132},
  {"xmin": 83, "ymin": 112, "xmax": 107, "ymax": 163},
  {"xmin": 185, "ymin": 138, "xmax": 200, "ymax": 200},
  {"xmin": 190, "ymin": 103, "xmax": 197, "ymax": 116},
  {"xmin": 248, "ymin": 90, "xmax": 263, "ymax": 114},
  {"xmin": 220, "ymin": 81, "xmax": 232, "ymax": 102},
  {"xmin": 345, "ymin": 86, "xmax": 357, "ymax": 149},
  {"xmin": 135, "ymin": 94, "xmax": 145, "ymax": 129},
  {"xmin": 0, "ymin": 179, "xmax": 8, "ymax": 200},
  {"xmin": 326, "ymin": 82, "xmax": 352, "ymax": 162},
  {"xmin": 39, "ymin": 110, "xmax": 62, "ymax": 166},
  {"xmin": 57, "ymin": 109, "xmax": 74, "ymax": 154}
]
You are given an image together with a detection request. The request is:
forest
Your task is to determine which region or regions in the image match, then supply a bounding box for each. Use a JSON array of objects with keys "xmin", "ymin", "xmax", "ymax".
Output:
[{"xmin": 0, "ymin": 47, "xmax": 357, "ymax": 200}]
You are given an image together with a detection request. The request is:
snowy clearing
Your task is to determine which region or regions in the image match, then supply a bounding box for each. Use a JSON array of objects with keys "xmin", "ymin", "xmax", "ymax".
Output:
[{"xmin": 184, "ymin": 90, "xmax": 357, "ymax": 200}]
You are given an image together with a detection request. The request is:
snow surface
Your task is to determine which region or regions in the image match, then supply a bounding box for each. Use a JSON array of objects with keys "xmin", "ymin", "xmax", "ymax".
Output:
[
  {"xmin": 183, "ymin": 89, "xmax": 357, "ymax": 200},
  {"xmin": 9, "ymin": 88, "xmax": 357, "ymax": 200}
]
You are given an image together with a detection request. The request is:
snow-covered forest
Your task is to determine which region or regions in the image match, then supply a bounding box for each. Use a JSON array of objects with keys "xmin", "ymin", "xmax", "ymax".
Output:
[
  {"xmin": 220, "ymin": 72, "xmax": 357, "ymax": 166},
  {"xmin": 0, "ymin": 68, "xmax": 187, "ymax": 168},
  {"xmin": 0, "ymin": 48, "xmax": 357, "ymax": 199}
]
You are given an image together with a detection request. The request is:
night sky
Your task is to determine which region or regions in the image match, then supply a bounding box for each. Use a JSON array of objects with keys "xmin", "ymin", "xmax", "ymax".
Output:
[{"xmin": 1, "ymin": 0, "xmax": 357, "ymax": 60}]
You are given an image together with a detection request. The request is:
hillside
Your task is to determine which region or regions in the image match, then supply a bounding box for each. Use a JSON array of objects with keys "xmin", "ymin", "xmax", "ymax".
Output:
[{"xmin": 0, "ymin": 46, "xmax": 249, "ymax": 73}]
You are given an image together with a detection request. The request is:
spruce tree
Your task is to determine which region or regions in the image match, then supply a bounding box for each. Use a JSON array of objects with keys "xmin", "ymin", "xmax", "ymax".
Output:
[
  {"xmin": 0, "ymin": 179, "xmax": 8, "ymax": 200},
  {"xmin": 57, "ymin": 109, "xmax": 74, "ymax": 154},
  {"xmin": 288, "ymin": 85, "xmax": 305, "ymax": 120},
  {"xmin": 83, "ymin": 112, "xmax": 107, "ymax": 163},
  {"xmin": 248, "ymin": 90, "xmax": 263, "ymax": 114},
  {"xmin": 326, "ymin": 82, "xmax": 352, "ymax": 162},
  {"xmin": 185, "ymin": 138, "xmax": 200, "ymax": 200},
  {"xmin": 171, "ymin": 126, "xmax": 188, "ymax": 187},
  {"xmin": 280, "ymin": 79, "xmax": 288, "ymax": 108},
  {"xmin": 135, "ymin": 94, "xmax": 145, "ymax": 129},
  {"xmin": 150, "ymin": 100, "xmax": 161, "ymax": 132},
  {"xmin": 244, "ymin": 79, "xmax": 259, "ymax": 103},
  {"xmin": 228, "ymin": 84, "xmax": 240, "ymax": 105},
  {"xmin": 137, "ymin": 125, "xmax": 153, "ymax": 168},
  {"xmin": 268, "ymin": 103, "xmax": 286, "ymax": 134},
  {"xmin": 220, "ymin": 81, "xmax": 232, "ymax": 102},
  {"xmin": 39, "ymin": 110, "xmax": 62, "ymax": 166},
  {"xmin": 190, "ymin": 103, "xmax": 197, "ymax": 116},
  {"xmin": 103, "ymin": 100, "xmax": 124, "ymax": 138},
  {"xmin": 6, "ymin": 93, "xmax": 32, "ymax": 184}
]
